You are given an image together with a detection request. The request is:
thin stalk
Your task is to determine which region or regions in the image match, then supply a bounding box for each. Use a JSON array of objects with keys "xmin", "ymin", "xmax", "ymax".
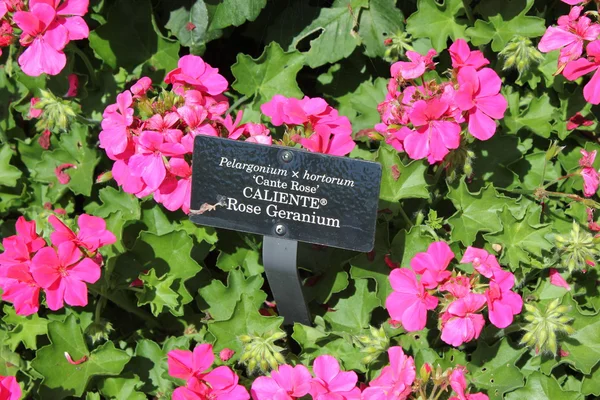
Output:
[
  {"xmin": 69, "ymin": 45, "xmax": 98, "ymax": 88},
  {"xmin": 543, "ymin": 173, "xmax": 577, "ymax": 189},
  {"xmin": 226, "ymin": 95, "xmax": 249, "ymax": 116},
  {"xmin": 398, "ymin": 203, "xmax": 414, "ymax": 228},
  {"xmin": 88, "ymin": 285, "xmax": 160, "ymax": 329}
]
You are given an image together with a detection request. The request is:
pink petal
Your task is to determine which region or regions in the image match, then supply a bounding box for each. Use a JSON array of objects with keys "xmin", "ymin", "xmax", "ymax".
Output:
[
  {"xmin": 18, "ymin": 37, "xmax": 67, "ymax": 76},
  {"xmin": 564, "ymin": 58, "xmax": 597, "ymax": 80},
  {"xmin": 168, "ymin": 349, "xmax": 194, "ymax": 380},
  {"xmin": 476, "ymin": 68, "xmax": 502, "ymax": 97},
  {"xmin": 63, "ymin": 277, "xmax": 88, "ymax": 306},
  {"xmin": 60, "ymin": 15, "xmax": 89, "ymax": 40},
  {"xmin": 31, "ymin": 247, "xmax": 60, "ymax": 288},
  {"xmin": 192, "ymin": 343, "xmax": 215, "ymax": 374},
  {"xmin": 475, "ymin": 93, "xmax": 507, "ymax": 120},
  {"xmin": 313, "ymin": 355, "xmax": 340, "ymax": 383},
  {"xmin": 403, "ymin": 130, "xmax": 429, "ymax": 160},
  {"xmin": 44, "ymin": 280, "xmax": 66, "ymax": 310},
  {"xmin": 549, "ymin": 268, "xmax": 571, "ymax": 290},
  {"xmin": 538, "ymin": 27, "xmax": 577, "ymax": 52},
  {"xmin": 68, "ymin": 258, "xmax": 101, "ymax": 283},
  {"xmin": 56, "ymin": 241, "xmax": 82, "ymax": 268},
  {"xmin": 57, "ymin": 0, "xmax": 89, "ymax": 16},
  {"xmin": 584, "ymin": 68, "xmax": 600, "ymax": 105},
  {"xmin": 467, "ymin": 109, "xmax": 497, "ymax": 141}
]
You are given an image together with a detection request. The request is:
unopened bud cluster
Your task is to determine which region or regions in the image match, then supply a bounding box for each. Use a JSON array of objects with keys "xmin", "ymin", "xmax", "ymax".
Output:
[
  {"xmin": 356, "ymin": 326, "xmax": 390, "ymax": 364},
  {"xmin": 554, "ymin": 221, "xmax": 600, "ymax": 272},
  {"xmin": 33, "ymin": 89, "xmax": 78, "ymax": 132},
  {"xmin": 499, "ymin": 36, "xmax": 545, "ymax": 79},
  {"xmin": 239, "ymin": 331, "xmax": 286, "ymax": 375},
  {"xmin": 520, "ymin": 299, "xmax": 575, "ymax": 355}
]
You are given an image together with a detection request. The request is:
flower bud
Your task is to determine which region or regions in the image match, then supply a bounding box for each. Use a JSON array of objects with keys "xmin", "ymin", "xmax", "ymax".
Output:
[
  {"xmin": 238, "ymin": 331, "xmax": 287, "ymax": 375},
  {"xmin": 499, "ymin": 36, "xmax": 545, "ymax": 79},
  {"xmin": 554, "ymin": 221, "xmax": 599, "ymax": 273},
  {"xmin": 520, "ymin": 300, "xmax": 575, "ymax": 356},
  {"xmin": 419, "ymin": 363, "xmax": 432, "ymax": 381}
]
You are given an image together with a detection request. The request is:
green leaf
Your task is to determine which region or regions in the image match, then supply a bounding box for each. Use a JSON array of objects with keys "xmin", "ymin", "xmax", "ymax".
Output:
[
  {"xmin": 2, "ymin": 305, "xmax": 48, "ymax": 351},
  {"xmin": 31, "ymin": 124, "xmax": 99, "ymax": 200},
  {"xmin": 165, "ymin": 0, "xmax": 209, "ymax": 50},
  {"xmin": 358, "ymin": 0, "xmax": 404, "ymax": 58},
  {"xmin": 503, "ymin": 89, "xmax": 556, "ymax": 138},
  {"xmin": 560, "ymin": 295, "xmax": 600, "ymax": 375},
  {"xmin": 406, "ymin": 0, "xmax": 468, "ymax": 52},
  {"xmin": 509, "ymin": 151, "xmax": 561, "ymax": 191},
  {"xmin": 208, "ymin": 294, "xmax": 284, "ymax": 358},
  {"xmin": 466, "ymin": 0, "xmax": 546, "ymax": 52},
  {"xmin": 94, "ymin": 187, "xmax": 141, "ymax": 221},
  {"xmin": 324, "ymin": 278, "xmax": 380, "ymax": 333},
  {"xmin": 582, "ymin": 364, "xmax": 600, "ymax": 396},
  {"xmin": 232, "ymin": 42, "xmax": 304, "ymax": 106},
  {"xmin": 338, "ymin": 78, "xmax": 387, "ymax": 133},
  {"xmin": 89, "ymin": 0, "xmax": 180, "ymax": 72},
  {"xmin": 468, "ymin": 339, "xmax": 527, "ymax": 399},
  {"xmin": 207, "ymin": 0, "xmax": 267, "ymax": 30},
  {"xmin": 377, "ymin": 146, "xmax": 429, "ymax": 203},
  {"xmin": 137, "ymin": 270, "xmax": 181, "ymax": 316},
  {"xmin": 0, "ymin": 145, "xmax": 21, "ymax": 187},
  {"xmin": 131, "ymin": 230, "xmax": 203, "ymax": 315},
  {"xmin": 290, "ymin": 1, "xmax": 366, "ymax": 68},
  {"xmin": 0, "ymin": 331, "xmax": 24, "ymax": 376},
  {"xmin": 505, "ymin": 371, "xmax": 582, "ymax": 400},
  {"xmin": 484, "ymin": 205, "xmax": 552, "ymax": 270},
  {"xmin": 99, "ymin": 375, "xmax": 146, "ymax": 400},
  {"xmin": 127, "ymin": 339, "xmax": 173, "ymax": 395},
  {"xmin": 198, "ymin": 269, "xmax": 265, "ymax": 321},
  {"xmin": 32, "ymin": 315, "xmax": 130, "ymax": 399},
  {"xmin": 447, "ymin": 180, "xmax": 517, "ymax": 245}
]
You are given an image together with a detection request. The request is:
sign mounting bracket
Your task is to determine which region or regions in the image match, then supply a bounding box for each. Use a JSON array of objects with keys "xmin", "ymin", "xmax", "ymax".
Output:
[{"xmin": 262, "ymin": 236, "xmax": 311, "ymax": 326}]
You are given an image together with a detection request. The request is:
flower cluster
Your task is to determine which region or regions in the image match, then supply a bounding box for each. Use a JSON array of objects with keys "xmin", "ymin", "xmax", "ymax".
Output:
[
  {"xmin": 261, "ymin": 95, "xmax": 355, "ymax": 156},
  {"xmin": 0, "ymin": 214, "xmax": 115, "ymax": 315},
  {"xmin": 0, "ymin": 0, "xmax": 90, "ymax": 76},
  {"xmin": 386, "ymin": 242, "xmax": 523, "ymax": 346},
  {"xmin": 375, "ymin": 39, "xmax": 507, "ymax": 164},
  {"xmin": 539, "ymin": 1, "xmax": 600, "ymax": 104},
  {"xmin": 251, "ymin": 354, "xmax": 361, "ymax": 400},
  {"xmin": 579, "ymin": 149, "xmax": 599, "ymax": 196},
  {"xmin": 0, "ymin": 375, "xmax": 20, "ymax": 400},
  {"xmin": 99, "ymin": 55, "xmax": 271, "ymax": 214},
  {"xmin": 168, "ymin": 343, "xmax": 249, "ymax": 400}
]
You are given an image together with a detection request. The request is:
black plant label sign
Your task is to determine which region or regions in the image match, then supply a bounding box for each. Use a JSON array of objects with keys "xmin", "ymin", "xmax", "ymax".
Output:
[{"xmin": 190, "ymin": 136, "xmax": 382, "ymax": 252}]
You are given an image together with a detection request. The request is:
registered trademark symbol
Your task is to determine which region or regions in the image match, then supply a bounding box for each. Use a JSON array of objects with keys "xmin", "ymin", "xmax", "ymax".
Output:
[{"xmin": 320, "ymin": 198, "xmax": 327, "ymax": 206}]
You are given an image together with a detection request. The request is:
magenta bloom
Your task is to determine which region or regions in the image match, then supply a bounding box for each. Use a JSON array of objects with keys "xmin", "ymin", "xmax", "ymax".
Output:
[
  {"xmin": 173, "ymin": 370, "xmax": 250, "ymax": 400},
  {"xmin": 245, "ymin": 123, "xmax": 272, "ymax": 145},
  {"xmin": 14, "ymin": 2, "xmax": 68, "ymax": 76},
  {"xmin": 362, "ymin": 347, "xmax": 416, "ymax": 400},
  {"xmin": 386, "ymin": 268, "xmax": 438, "ymax": 331},
  {"xmin": 410, "ymin": 241, "xmax": 454, "ymax": 289},
  {"xmin": 578, "ymin": 149, "xmax": 600, "ymax": 196},
  {"xmin": 485, "ymin": 269, "xmax": 522, "ymax": 329},
  {"xmin": 390, "ymin": 49, "xmax": 437, "ymax": 80},
  {"xmin": 31, "ymin": 241, "xmax": 101, "ymax": 310},
  {"xmin": 0, "ymin": 254, "xmax": 41, "ymax": 316},
  {"xmin": 564, "ymin": 40, "xmax": 600, "ymax": 104},
  {"xmin": 440, "ymin": 293, "xmax": 486, "ymax": 346},
  {"xmin": 168, "ymin": 343, "xmax": 215, "ymax": 381},
  {"xmin": 449, "ymin": 39, "xmax": 489, "ymax": 70},
  {"xmin": 155, "ymin": 158, "xmax": 192, "ymax": 214},
  {"xmin": 455, "ymin": 67, "xmax": 507, "ymax": 141},
  {"xmin": 0, "ymin": 375, "xmax": 21, "ymax": 400},
  {"xmin": 251, "ymin": 364, "xmax": 312, "ymax": 400},
  {"xmin": 99, "ymin": 91, "xmax": 134, "ymax": 160},
  {"xmin": 440, "ymin": 275, "xmax": 472, "ymax": 299},
  {"xmin": 13, "ymin": 216, "xmax": 46, "ymax": 253},
  {"xmin": 403, "ymin": 98, "xmax": 461, "ymax": 163},
  {"xmin": 48, "ymin": 214, "xmax": 116, "ymax": 253},
  {"xmin": 308, "ymin": 355, "xmax": 361, "ymax": 400},
  {"xmin": 460, "ymin": 247, "xmax": 501, "ymax": 278},
  {"xmin": 131, "ymin": 76, "xmax": 152, "ymax": 98},
  {"xmin": 449, "ymin": 366, "xmax": 489, "ymax": 400},
  {"xmin": 165, "ymin": 55, "xmax": 228, "ymax": 96},
  {"xmin": 549, "ymin": 268, "xmax": 571, "ymax": 290},
  {"xmin": 539, "ymin": 6, "xmax": 600, "ymax": 69}
]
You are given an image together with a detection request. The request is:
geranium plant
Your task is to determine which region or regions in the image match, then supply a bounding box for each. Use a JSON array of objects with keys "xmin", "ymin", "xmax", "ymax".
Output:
[{"xmin": 0, "ymin": 0, "xmax": 599, "ymax": 399}]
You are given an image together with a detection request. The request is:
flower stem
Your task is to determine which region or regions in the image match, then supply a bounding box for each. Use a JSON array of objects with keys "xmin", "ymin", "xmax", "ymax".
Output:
[
  {"xmin": 68, "ymin": 45, "xmax": 98, "ymax": 88},
  {"xmin": 226, "ymin": 95, "xmax": 249, "ymax": 116},
  {"xmin": 398, "ymin": 203, "xmax": 414, "ymax": 228},
  {"xmin": 543, "ymin": 173, "xmax": 578, "ymax": 189}
]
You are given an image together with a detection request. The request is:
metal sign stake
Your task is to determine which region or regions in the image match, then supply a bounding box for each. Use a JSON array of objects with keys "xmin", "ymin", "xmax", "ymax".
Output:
[{"xmin": 262, "ymin": 236, "xmax": 311, "ymax": 326}]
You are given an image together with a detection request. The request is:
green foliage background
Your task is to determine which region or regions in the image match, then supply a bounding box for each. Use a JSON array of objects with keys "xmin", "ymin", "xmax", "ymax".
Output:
[{"xmin": 0, "ymin": 0, "xmax": 599, "ymax": 398}]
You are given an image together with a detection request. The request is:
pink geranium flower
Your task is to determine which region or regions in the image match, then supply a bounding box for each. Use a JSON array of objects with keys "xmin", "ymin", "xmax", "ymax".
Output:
[
  {"xmin": 390, "ymin": 49, "xmax": 437, "ymax": 80},
  {"xmin": 460, "ymin": 247, "xmax": 501, "ymax": 278},
  {"xmin": 251, "ymin": 364, "xmax": 312, "ymax": 400},
  {"xmin": 309, "ymin": 355, "xmax": 361, "ymax": 400},
  {"xmin": 440, "ymin": 275, "xmax": 472, "ymax": 298},
  {"xmin": 0, "ymin": 253, "xmax": 41, "ymax": 316},
  {"xmin": 549, "ymin": 268, "xmax": 571, "ymax": 290},
  {"xmin": 410, "ymin": 241, "xmax": 454, "ymax": 289},
  {"xmin": 485, "ymin": 269, "xmax": 522, "ymax": 328},
  {"xmin": 440, "ymin": 293, "xmax": 486, "ymax": 346},
  {"xmin": 99, "ymin": 91, "xmax": 135, "ymax": 160},
  {"xmin": 244, "ymin": 123, "xmax": 272, "ymax": 145},
  {"xmin": 131, "ymin": 76, "xmax": 152, "ymax": 98},
  {"xmin": 362, "ymin": 347, "xmax": 416, "ymax": 400},
  {"xmin": 173, "ymin": 370, "xmax": 250, "ymax": 400},
  {"xmin": 0, "ymin": 375, "xmax": 21, "ymax": 400},
  {"xmin": 455, "ymin": 67, "xmax": 507, "ymax": 141},
  {"xmin": 449, "ymin": 39, "xmax": 489, "ymax": 70},
  {"xmin": 32, "ymin": 0, "xmax": 90, "ymax": 41},
  {"xmin": 564, "ymin": 40, "xmax": 600, "ymax": 104},
  {"xmin": 386, "ymin": 268, "xmax": 438, "ymax": 331},
  {"xmin": 295, "ymin": 130, "xmax": 356, "ymax": 156},
  {"xmin": 155, "ymin": 158, "xmax": 192, "ymax": 214},
  {"xmin": 168, "ymin": 343, "xmax": 215, "ymax": 381},
  {"xmin": 403, "ymin": 98, "xmax": 461, "ymax": 163},
  {"xmin": 30, "ymin": 241, "xmax": 101, "ymax": 310},
  {"xmin": 578, "ymin": 149, "xmax": 599, "ymax": 196},
  {"xmin": 48, "ymin": 214, "xmax": 116, "ymax": 253},
  {"xmin": 538, "ymin": 6, "xmax": 600, "ymax": 70},
  {"xmin": 13, "ymin": 216, "xmax": 46, "ymax": 253},
  {"xmin": 14, "ymin": 2, "xmax": 69, "ymax": 76},
  {"xmin": 449, "ymin": 366, "xmax": 489, "ymax": 400},
  {"xmin": 165, "ymin": 54, "xmax": 228, "ymax": 96}
]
